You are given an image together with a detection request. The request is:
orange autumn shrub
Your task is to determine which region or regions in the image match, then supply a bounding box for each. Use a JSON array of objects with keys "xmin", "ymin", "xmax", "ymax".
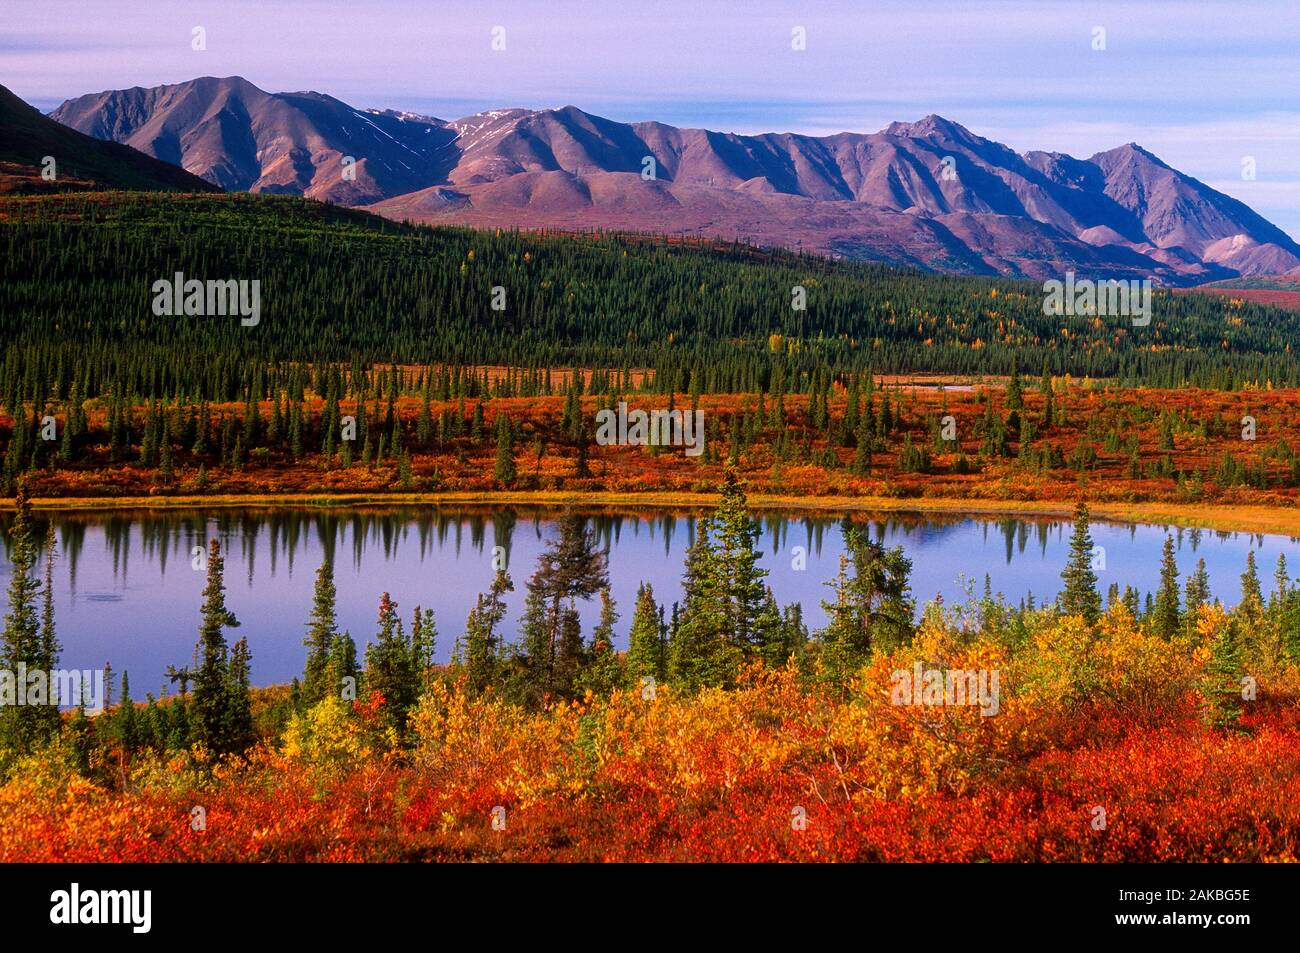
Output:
[
  {"xmin": 830, "ymin": 635, "xmax": 1023, "ymax": 800},
  {"xmin": 1016, "ymin": 604, "xmax": 1206, "ymax": 740},
  {"xmin": 2, "ymin": 610, "xmax": 1299, "ymax": 862}
]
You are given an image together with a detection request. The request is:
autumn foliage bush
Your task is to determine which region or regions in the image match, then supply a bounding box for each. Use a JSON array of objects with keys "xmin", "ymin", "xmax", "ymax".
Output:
[{"xmin": 2, "ymin": 600, "xmax": 1298, "ymax": 862}]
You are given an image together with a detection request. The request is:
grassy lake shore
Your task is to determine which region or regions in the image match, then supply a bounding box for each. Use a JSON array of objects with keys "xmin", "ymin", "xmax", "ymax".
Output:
[{"xmin": 4, "ymin": 490, "xmax": 1298, "ymax": 536}]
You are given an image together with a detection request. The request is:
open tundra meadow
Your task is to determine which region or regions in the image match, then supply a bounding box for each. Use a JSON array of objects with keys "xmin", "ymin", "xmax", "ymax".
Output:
[{"xmin": 1, "ymin": 2, "xmax": 1299, "ymax": 898}]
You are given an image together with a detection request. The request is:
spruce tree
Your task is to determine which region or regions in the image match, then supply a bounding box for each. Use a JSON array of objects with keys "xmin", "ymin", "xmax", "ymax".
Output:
[
  {"xmin": 515, "ymin": 513, "xmax": 608, "ymax": 706},
  {"xmin": 852, "ymin": 419, "xmax": 873, "ymax": 475},
  {"xmin": 815, "ymin": 519, "xmax": 915, "ymax": 685},
  {"xmin": 461, "ymin": 568, "xmax": 512, "ymax": 695},
  {"xmin": 0, "ymin": 481, "xmax": 59, "ymax": 751},
  {"xmin": 626, "ymin": 583, "xmax": 667, "ymax": 685},
  {"xmin": 781, "ymin": 603, "xmax": 810, "ymax": 673},
  {"xmin": 39, "ymin": 524, "xmax": 60, "ymax": 710},
  {"xmin": 1203, "ymin": 623, "xmax": 1243, "ymax": 730},
  {"xmin": 1151, "ymin": 534, "xmax": 1181, "ymax": 639},
  {"xmin": 1273, "ymin": 554, "xmax": 1290, "ymax": 608},
  {"xmin": 816, "ymin": 554, "xmax": 859, "ymax": 689},
  {"xmin": 364, "ymin": 592, "xmax": 420, "ymax": 735},
  {"xmin": 224, "ymin": 636, "xmax": 256, "ymax": 752},
  {"xmin": 1006, "ymin": 354, "xmax": 1023, "ymax": 410},
  {"xmin": 302, "ymin": 558, "xmax": 339, "ymax": 707},
  {"xmin": 712, "ymin": 472, "xmax": 770, "ymax": 651},
  {"xmin": 1185, "ymin": 557, "xmax": 1211, "ymax": 619},
  {"xmin": 493, "ymin": 413, "xmax": 517, "ymax": 487},
  {"xmin": 575, "ymin": 418, "xmax": 592, "ymax": 478},
  {"xmin": 578, "ymin": 588, "xmax": 623, "ymax": 697},
  {"xmin": 192, "ymin": 538, "xmax": 241, "ymax": 755},
  {"xmin": 755, "ymin": 587, "xmax": 795, "ymax": 668},
  {"xmin": 670, "ymin": 513, "xmax": 742, "ymax": 690},
  {"xmin": 114, "ymin": 671, "xmax": 139, "ymax": 752},
  {"xmin": 411, "ymin": 606, "xmax": 437, "ymax": 689},
  {"xmin": 1240, "ymin": 551, "xmax": 1264, "ymax": 620},
  {"xmin": 329, "ymin": 630, "xmax": 360, "ymax": 697},
  {"xmin": 551, "ymin": 607, "xmax": 586, "ymax": 700},
  {"xmin": 417, "ymin": 381, "xmax": 433, "ymax": 447},
  {"xmin": 517, "ymin": 586, "xmax": 553, "ymax": 707},
  {"xmin": 1060, "ymin": 502, "xmax": 1101, "ymax": 624}
]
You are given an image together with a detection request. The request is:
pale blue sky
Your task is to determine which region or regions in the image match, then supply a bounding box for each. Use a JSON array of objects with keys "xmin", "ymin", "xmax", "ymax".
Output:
[{"xmin": 7, "ymin": 0, "xmax": 1300, "ymax": 237}]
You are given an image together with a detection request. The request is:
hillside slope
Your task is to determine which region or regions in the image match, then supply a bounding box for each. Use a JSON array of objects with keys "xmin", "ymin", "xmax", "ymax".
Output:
[
  {"xmin": 2, "ymin": 191, "xmax": 1299, "ymax": 387},
  {"xmin": 0, "ymin": 85, "xmax": 218, "ymax": 194}
]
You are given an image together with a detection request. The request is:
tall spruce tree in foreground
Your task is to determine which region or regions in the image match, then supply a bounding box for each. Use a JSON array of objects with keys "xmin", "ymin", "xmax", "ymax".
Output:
[
  {"xmin": 1151, "ymin": 535, "xmax": 1181, "ymax": 639},
  {"xmin": 411, "ymin": 606, "xmax": 437, "ymax": 690},
  {"xmin": 815, "ymin": 519, "xmax": 914, "ymax": 688},
  {"xmin": 843, "ymin": 518, "xmax": 914, "ymax": 655},
  {"xmin": 577, "ymin": 588, "xmax": 623, "ymax": 697},
  {"xmin": 364, "ymin": 592, "xmax": 421, "ymax": 735},
  {"xmin": 1185, "ymin": 558, "xmax": 1211, "ymax": 620},
  {"xmin": 461, "ymin": 568, "xmax": 512, "ymax": 695},
  {"xmin": 753, "ymin": 589, "xmax": 789, "ymax": 668},
  {"xmin": 329, "ymin": 630, "xmax": 360, "ymax": 697},
  {"xmin": 0, "ymin": 482, "xmax": 60, "ymax": 753},
  {"xmin": 225, "ymin": 638, "xmax": 255, "ymax": 752},
  {"xmin": 817, "ymin": 555, "xmax": 867, "ymax": 690},
  {"xmin": 516, "ymin": 511, "xmax": 608, "ymax": 707},
  {"xmin": 1060, "ymin": 502, "xmax": 1101, "ymax": 625},
  {"xmin": 670, "ymin": 474, "xmax": 794, "ymax": 689},
  {"xmin": 1278, "ymin": 569, "xmax": 1300, "ymax": 663},
  {"xmin": 780, "ymin": 604, "xmax": 810, "ymax": 671},
  {"xmin": 1239, "ymin": 551, "xmax": 1264, "ymax": 622},
  {"xmin": 39, "ymin": 524, "xmax": 60, "ymax": 709},
  {"xmin": 670, "ymin": 511, "xmax": 741, "ymax": 691},
  {"xmin": 1203, "ymin": 622, "xmax": 1244, "ymax": 730},
  {"xmin": 113, "ymin": 671, "xmax": 139, "ymax": 752},
  {"xmin": 192, "ymin": 538, "xmax": 246, "ymax": 755},
  {"xmin": 302, "ymin": 558, "xmax": 339, "ymax": 707},
  {"xmin": 1273, "ymin": 554, "xmax": 1290, "ymax": 609},
  {"xmin": 626, "ymin": 583, "xmax": 667, "ymax": 686},
  {"xmin": 712, "ymin": 472, "xmax": 771, "ymax": 651},
  {"xmin": 550, "ymin": 606, "xmax": 585, "ymax": 698}
]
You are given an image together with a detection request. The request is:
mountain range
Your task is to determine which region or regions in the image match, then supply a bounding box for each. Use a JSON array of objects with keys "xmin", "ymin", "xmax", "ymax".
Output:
[{"xmin": 41, "ymin": 76, "xmax": 1300, "ymax": 284}]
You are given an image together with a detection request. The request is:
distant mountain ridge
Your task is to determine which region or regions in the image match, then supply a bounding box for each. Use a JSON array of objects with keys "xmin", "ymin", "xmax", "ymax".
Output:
[
  {"xmin": 50, "ymin": 76, "xmax": 455, "ymax": 204},
  {"xmin": 48, "ymin": 76, "xmax": 1300, "ymax": 284}
]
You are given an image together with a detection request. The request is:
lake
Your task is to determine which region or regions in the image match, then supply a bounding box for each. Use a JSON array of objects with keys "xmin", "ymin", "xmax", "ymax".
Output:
[{"xmin": 0, "ymin": 506, "xmax": 1295, "ymax": 694}]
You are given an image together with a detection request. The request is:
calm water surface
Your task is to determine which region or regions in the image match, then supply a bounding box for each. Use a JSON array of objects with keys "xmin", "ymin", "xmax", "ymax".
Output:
[{"xmin": 0, "ymin": 507, "xmax": 1295, "ymax": 693}]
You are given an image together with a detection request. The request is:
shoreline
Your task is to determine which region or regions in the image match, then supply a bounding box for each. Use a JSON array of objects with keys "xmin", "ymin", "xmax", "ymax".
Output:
[{"xmin": 3, "ymin": 491, "xmax": 1298, "ymax": 535}]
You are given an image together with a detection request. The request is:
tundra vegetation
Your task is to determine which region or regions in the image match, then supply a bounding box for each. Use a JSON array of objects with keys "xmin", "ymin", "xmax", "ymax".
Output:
[{"xmin": 4, "ymin": 194, "xmax": 1300, "ymax": 507}]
